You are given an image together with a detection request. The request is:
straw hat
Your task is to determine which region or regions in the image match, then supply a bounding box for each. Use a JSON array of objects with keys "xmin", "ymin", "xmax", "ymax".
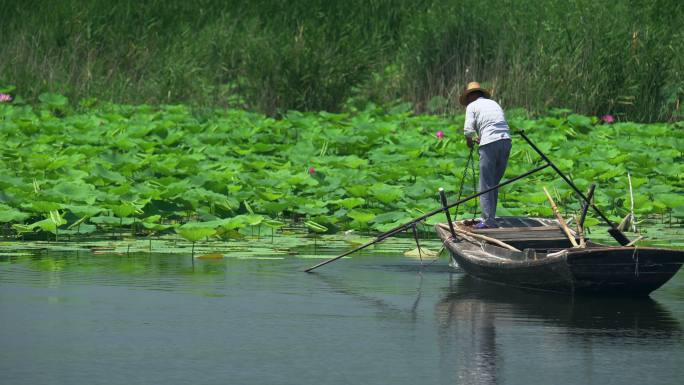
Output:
[{"xmin": 459, "ymin": 82, "xmax": 491, "ymax": 106}]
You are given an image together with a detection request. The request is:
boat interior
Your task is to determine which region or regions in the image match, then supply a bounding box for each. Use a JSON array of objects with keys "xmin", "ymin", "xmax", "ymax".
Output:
[{"xmin": 437, "ymin": 217, "xmax": 600, "ymax": 260}]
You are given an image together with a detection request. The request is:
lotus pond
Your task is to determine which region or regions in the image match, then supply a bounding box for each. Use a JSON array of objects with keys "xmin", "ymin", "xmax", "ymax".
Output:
[{"xmin": 1, "ymin": 98, "xmax": 683, "ymax": 246}]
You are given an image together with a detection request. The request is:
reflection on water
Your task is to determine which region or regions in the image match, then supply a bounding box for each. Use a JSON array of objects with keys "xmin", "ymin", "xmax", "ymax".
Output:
[
  {"xmin": 439, "ymin": 275, "xmax": 682, "ymax": 340},
  {"xmin": 435, "ymin": 275, "xmax": 683, "ymax": 384},
  {"xmin": 437, "ymin": 282, "xmax": 500, "ymax": 385},
  {"xmin": 313, "ymin": 272, "xmax": 424, "ymax": 322}
]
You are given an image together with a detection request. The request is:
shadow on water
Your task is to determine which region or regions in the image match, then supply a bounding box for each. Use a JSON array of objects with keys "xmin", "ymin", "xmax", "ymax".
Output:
[{"xmin": 434, "ymin": 274, "xmax": 683, "ymax": 384}]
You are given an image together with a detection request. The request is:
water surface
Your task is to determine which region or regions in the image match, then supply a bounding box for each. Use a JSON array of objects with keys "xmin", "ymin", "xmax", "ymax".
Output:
[{"xmin": 1, "ymin": 239, "xmax": 683, "ymax": 385}]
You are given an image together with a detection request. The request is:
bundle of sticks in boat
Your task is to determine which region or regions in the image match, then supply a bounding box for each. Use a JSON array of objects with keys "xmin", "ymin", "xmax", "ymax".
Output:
[{"xmin": 542, "ymin": 185, "xmax": 642, "ymax": 248}]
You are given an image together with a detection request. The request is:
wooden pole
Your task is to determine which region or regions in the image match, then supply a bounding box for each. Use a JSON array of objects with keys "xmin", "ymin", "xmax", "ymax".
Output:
[
  {"xmin": 303, "ymin": 164, "xmax": 550, "ymax": 272},
  {"xmin": 626, "ymin": 236, "xmax": 644, "ymax": 247},
  {"xmin": 439, "ymin": 188, "xmax": 457, "ymax": 239},
  {"xmin": 574, "ymin": 214, "xmax": 586, "ymax": 248},
  {"xmin": 575, "ymin": 184, "xmax": 595, "ymax": 248},
  {"xmin": 578, "ymin": 184, "xmax": 596, "ymax": 230},
  {"xmin": 452, "ymin": 227, "xmax": 521, "ymax": 252},
  {"xmin": 543, "ymin": 186, "xmax": 579, "ymax": 247},
  {"xmin": 627, "ymin": 172, "xmax": 636, "ymax": 232}
]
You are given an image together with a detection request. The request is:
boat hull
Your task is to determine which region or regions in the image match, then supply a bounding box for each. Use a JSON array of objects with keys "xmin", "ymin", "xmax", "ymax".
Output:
[
  {"xmin": 438, "ymin": 224, "xmax": 684, "ymax": 296},
  {"xmin": 565, "ymin": 248, "xmax": 683, "ymax": 296}
]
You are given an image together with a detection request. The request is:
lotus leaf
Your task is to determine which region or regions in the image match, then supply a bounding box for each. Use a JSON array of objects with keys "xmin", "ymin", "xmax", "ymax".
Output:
[
  {"xmin": 657, "ymin": 193, "xmax": 684, "ymax": 209},
  {"xmin": 347, "ymin": 210, "xmax": 376, "ymax": 223},
  {"xmin": 141, "ymin": 222, "xmax": 176, "ymax": 231},
  {"xmin": 220, "ymin": 215, "xmax": 248, "ymax": 230},
  {"xmin": 370, "ymin": 183, "xmax": 403, "ymax": 204},
  {"xmin": 11, "ymin": 223, "xmax": 34, "ymax": 235},
  {"xmin": 260, "ymin": 201, "xmax": 290, "ymax": 215},
  {"xmin": 29, "ymin": 213, "xmax": 66, "ymax": 234},
  {"xmin": 91, "ymin": 164, "xmax": 127, "ymax": 184},
  {"xmin": 0, "ymin": 206, "xmax": 29, "ymax": 223},
  {"xmin": 22, "ymin": 201, "xmax": 62, "ymax": 213},
  {"xmin": 48, "ymin": 182, "xmax": 98, "ymax": 204},
  {"xmin": 111, "ymin": 202, "xmax": 143, "ymax": 218},
  {"xmin": 244, "ymin": 214, "xmax": 264, "ymax": 226},
  {"xmin": 176, "ymin": 222, "xmax": 217, "ymax": 242},
  {"xmin": 304, "ymin": 220, "xmax": 328, "ymax": 233},
  {"xmin": 263, "ymin": 219, "xmax": 285, "ymax": 229},
  {"xmin": 90, "ymin": 216, "xmax": 135, "ymax": 225},
  {"xmin": 567, "ymin": 114, "xmax": 593, "ymax": 133},
  {"xmin": 372, "ymin": 211, "xmax": 411, "ymax": 224},
  {"xmin": 295, "ymin": 204, "xmax": 329, "ymax": 216},
  {"xmin": 38, "ymin": 92, "xmax": 68, "ymax": 108},
  {"xmin": 73, "ymin": 224, "xmax": 97, "ymax": 234},
  {"xmin": 0, "ymin": 175, "xmax": 25, "ymax": 189},
  {"xmin": 333, "ymin": 197, "xmax": 365, "ymax": 210}
]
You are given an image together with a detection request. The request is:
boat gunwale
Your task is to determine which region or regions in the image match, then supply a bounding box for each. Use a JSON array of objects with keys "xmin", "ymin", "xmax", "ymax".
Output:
[{"xmin": 436, "ymin": 222, "xmax": 684, "ymax": 269}]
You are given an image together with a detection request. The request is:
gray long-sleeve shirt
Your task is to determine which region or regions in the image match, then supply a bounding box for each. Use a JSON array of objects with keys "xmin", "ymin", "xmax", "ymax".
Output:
[{"xmin": 464, "ymin": 97, "xmax": 511, "ymax": 146}]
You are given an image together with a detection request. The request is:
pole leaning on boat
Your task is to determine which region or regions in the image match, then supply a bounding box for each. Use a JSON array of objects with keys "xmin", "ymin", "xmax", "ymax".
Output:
[
  {"xmin": 303, "ymin": 163, "xmax": 550, "ymax": 272},
  {"xmin": 439, "ymin": 188, "xmax": 457, "ymax": 239},
  {"xmin": 517, "ymin": 130, "xmax": 631, "ymax": 246}
]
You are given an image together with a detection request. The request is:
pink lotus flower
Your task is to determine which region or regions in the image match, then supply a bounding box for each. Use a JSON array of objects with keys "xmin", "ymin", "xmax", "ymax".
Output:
[
  {"xmin": 436, "ymin": 130, "xmax": 445, "ymax": 139},
  {"xmin": 308, "ymin": 167, "xmax": 315, "ymax": 175},
  {"xmin": 601, "ymin": 114, "xmax": 614, "ymax": 124},
  {"xmin": 0, "ymin": 93, "xmax": 12, "ymax": 103}
]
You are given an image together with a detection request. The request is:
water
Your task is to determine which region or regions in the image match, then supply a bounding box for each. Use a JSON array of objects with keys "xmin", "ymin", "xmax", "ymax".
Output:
[{"xmin": 1, "ymin": 238, "xmax": 683, "ymax": 385}]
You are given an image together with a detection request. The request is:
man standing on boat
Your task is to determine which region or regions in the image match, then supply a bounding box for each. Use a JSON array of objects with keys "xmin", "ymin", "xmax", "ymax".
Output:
[{"xmin": 460, "ymin": 82, "xmax": 512, "ymax": 229}]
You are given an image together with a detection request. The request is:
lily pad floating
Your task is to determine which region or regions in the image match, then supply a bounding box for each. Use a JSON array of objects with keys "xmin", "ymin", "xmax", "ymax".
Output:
[
  {"xmin": 195, "ymin": 253, "xmax": 225, "ymax": 260},
  {"xmin": 229, "ymin": 256, "xmax": 285, "ymax": 260},
  {"xmin": 296, "ymin": 255, "xmax": 351, "ymax": 259},
  {"xmin": 404, "ymin": 247, "xmax": 441, "ymax": 258},
  {"xmin": 0, "ymin": 251, "xmax": 35, "ymax": 257}
]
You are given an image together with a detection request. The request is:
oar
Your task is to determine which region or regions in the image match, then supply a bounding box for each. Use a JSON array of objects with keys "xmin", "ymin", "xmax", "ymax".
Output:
[
  {"xmin": 518, "ymin": 130, "xmax": 631, "ymax": 246},
  {"xmin": 304, "ymin": 162, "xmax": 550, "ymax": 272}
]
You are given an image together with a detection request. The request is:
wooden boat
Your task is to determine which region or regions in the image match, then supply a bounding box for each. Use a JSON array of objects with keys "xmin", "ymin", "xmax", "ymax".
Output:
[{"xmin": 435, "ymin": 217, "xmax": 684, "ymax": 296}]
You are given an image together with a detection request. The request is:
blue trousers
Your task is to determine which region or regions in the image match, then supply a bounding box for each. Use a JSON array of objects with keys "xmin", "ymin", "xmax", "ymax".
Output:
[{"xmin": 478, "ymin": 139, "xmax": 512, "ymax": 227}]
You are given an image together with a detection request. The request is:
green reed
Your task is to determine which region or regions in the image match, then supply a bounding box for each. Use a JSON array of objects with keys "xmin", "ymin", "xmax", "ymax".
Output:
[{"xmin": 1, "ymin": 0, "xmax": 681, "ymax": 121}]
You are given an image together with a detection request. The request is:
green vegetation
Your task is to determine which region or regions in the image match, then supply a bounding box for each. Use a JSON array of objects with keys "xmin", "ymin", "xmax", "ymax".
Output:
[
  {"xmin": 1, "ymin": 97, "xmax": 682, "ymax": 242},
  {"xmin": 1, "ymin": 0, "xmax": 682, "ymax": 121}
]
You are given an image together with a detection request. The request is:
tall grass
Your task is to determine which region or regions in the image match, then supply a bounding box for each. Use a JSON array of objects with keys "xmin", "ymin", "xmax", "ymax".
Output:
[
  {"xmin": 400, "ymin": 0, "xmax": 684, "ymax": 121},
  {"xmin": 1, "ymin": 0, "xmax": 682, "ymax": 121}
]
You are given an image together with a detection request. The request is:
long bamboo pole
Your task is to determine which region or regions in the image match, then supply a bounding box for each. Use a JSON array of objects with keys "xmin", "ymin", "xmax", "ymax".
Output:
[
  {"xmin": 575, "ymin": 184, "xmax": 596, "ymax": 248},
  {"xmin": 542, "ymin": 186, "xmax": 579, "ymax": 247},
  {"xmin": 452, "ymin": 227, "xmax": 521, "ymax": 252},
  {"xmin": 304, "ymin": 163, "xmax": 550, "ymax": 272},
  {"xmin": 578, "ymin": 184, "xmax": 596, "ymax": 230}
]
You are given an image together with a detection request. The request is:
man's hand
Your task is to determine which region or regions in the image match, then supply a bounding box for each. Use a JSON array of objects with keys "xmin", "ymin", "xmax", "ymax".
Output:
[{"xmin": 466, "ymin": 137, "xmax": 479, "ymax": 149}]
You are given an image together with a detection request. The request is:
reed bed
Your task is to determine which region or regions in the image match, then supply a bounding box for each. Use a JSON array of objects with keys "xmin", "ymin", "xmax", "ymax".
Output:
[{"xmin": 1, "ymin": 0, "xmax": 682, "ymax": 121}]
